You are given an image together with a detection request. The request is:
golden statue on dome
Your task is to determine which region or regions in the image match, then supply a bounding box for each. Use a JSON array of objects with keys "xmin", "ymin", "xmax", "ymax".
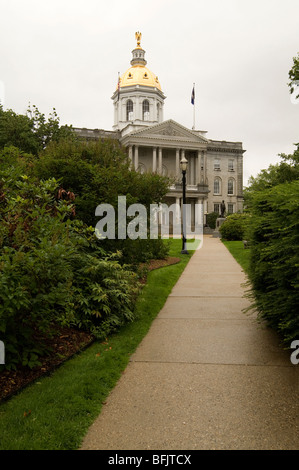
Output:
[{"xmin": 135, "ymin": 31, "xmax": 142, "ymax": 47}]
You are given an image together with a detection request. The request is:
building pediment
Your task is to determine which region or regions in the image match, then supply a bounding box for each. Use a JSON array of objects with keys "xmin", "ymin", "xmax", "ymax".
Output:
[{"xmin": 120, "ymin": 119, "xmax": 208, "ymax": 147}]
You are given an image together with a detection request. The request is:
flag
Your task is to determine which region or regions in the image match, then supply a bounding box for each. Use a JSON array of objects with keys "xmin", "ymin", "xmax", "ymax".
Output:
[{"xmin": 191, "ymin": 85, "xmax": 195, "ymax": 105}]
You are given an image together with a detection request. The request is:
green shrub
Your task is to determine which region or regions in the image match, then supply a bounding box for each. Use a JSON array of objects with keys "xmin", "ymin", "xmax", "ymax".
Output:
[
  {"xmin": 103, "ymin": 236, "xmax": 170, "ymax": 268},
  {"xmin": 247, "ymin": 180, "xmax": 299, "ymax": 344},
  {"xmin": 0, "ymin": 154, "xmax": 139, "ymax": 369},
  {"xmin": 34, "ymin": 138, "xmax": 171, "ymax": 265},
  {"xmin": 71, "ymin": 250, "xmax": 138, "ymax": 339},
  {"xmin": 219, "ymin": 213, "xmax": 249, "ymax": 240},
  {"xmin": 206, "ymin": 212, "xmax": 219, "ymax": 229},
  {"xmin": 0, "ymin": 164, "xmax": 75, "ymax": 368}
]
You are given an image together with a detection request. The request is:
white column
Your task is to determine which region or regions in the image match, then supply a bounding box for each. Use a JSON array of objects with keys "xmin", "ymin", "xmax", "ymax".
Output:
[
  {"xmin": 197, "ymin": 150, "xmax": 201, "ymax": 184},
  {"xmin": 134, "ymin": 146, "xmax": 139, "ymax": 171},
  {"xmin": 149, "ymin": 100, "xmax": 154, "ymax": 122},
  {"xmin": 122, "ymin": 99, "xmax": 126, "ymax": 123},
  {"xmin": 153, "ymin": 147, "xmax": 157, "ymax": 172},
  {"xmin": 196, "ymin": 197, "xmax": 204, "ymax": 227},
  {"xmin": 176, "ymin": 149, "xmax": 180, "ymax": 179},
  {"xmin": 158, "ymin": 148, "xmax": 162, "ymax": 174},
  {"xmin": 175, "ymin": 197, "xmax": 181, "ymax": 224},
  {"xmin": 202, "ymin": 151, "xmax": 206, "ymax": 184},
  {"xmin": 114, "ymin": 101, "xmax": 117, "ymax": 127},
  {"xmin": 190, "ymin": 155, "xmax": 195, "ymax": 185},
  {"xmin": 135, "ymin": 97, "xmax": 140, "ymax": 121},
  {"xmin": 128, "ymin": 146, "xmax": 133, "ymax": 167}
]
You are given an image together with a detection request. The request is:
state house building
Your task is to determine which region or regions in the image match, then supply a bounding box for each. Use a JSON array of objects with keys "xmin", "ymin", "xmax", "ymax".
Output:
[{"xmin": 75, "ymin": 32, "xmax": 245, "ymax": 227}]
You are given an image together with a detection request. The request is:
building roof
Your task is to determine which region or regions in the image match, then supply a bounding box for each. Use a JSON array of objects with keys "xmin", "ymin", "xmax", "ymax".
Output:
[{"xmin": 119, "ymin": 65, "xmax": 161, "ymax": 91}]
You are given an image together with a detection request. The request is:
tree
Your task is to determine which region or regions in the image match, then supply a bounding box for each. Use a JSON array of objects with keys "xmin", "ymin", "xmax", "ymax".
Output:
[
  {"xmin": 243, "ymin": 90, "xmax": 299, "ymax": 343},
  {"xmin": 0, "ymin": 104, "xmax": 75, "ymax": 155},
  {"xmin": 34, "ymin": 138, "xmax": 171, "ymax": 264},
  {"xmin": 0, "ymin": 105, "xmax": 38, "ymax": 154},
  {"xmin": 35, "ymin": 138, "xmax": 170, "ymax": 221},
  {"xmin": 243, "ymin": 143, "xmax": 299, "ymax": 209},
  {"xmin": 246, "ymin": 180, "xmax": 299, "ymax": 344},
  {"xmin": 288, "ymin": 52, "xmax": 299, "ymax": 100}
]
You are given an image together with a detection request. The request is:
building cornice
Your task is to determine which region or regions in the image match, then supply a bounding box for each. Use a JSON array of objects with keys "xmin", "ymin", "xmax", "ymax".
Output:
[
  {"xmin": 207, "ymin": 140, "xmax": 245, "ymax": 154},
  {"xmin": 121, "ymin": 134, "xmax": 208, "ymax": 150},
  {"xmin": 111, "ymin": 84, "xmax": 166, "ymax": 101}
]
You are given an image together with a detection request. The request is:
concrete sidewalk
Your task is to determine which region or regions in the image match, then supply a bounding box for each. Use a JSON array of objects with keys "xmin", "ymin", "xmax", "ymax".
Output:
[{"xmin": 80, "ymin": 235, "xmax": 298, "ymax": 450}]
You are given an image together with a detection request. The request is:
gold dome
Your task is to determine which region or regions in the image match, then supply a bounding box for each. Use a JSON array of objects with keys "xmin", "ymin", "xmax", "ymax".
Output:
[
  {"xmin": 119, "ymin": 65, "xmax": 162, "ymax": 90},
  {"xmin": 116, "ymin": 33, "xmax": 162, "ymax": 91}
]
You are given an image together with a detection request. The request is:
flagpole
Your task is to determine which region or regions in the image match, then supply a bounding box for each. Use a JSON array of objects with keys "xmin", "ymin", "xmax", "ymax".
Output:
[{"xmin": 193, "ymin": 96, "xmax": 195, "ymax": 130}]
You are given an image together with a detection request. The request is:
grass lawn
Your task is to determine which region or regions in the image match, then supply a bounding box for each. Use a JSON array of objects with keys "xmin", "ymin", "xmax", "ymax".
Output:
[
  {"xmin": 0, "ymin": 238, "xmax": 195, "ymax": 450},
  {"xmin": 221, "ymin": 240, "xmax": 251, "ymax": 274}
]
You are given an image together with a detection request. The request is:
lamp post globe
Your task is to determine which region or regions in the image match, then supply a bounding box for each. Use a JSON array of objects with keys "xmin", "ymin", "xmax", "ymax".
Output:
[{"xmin": 179, "ymin": 155, "xmax": 188, "ymax": 173}]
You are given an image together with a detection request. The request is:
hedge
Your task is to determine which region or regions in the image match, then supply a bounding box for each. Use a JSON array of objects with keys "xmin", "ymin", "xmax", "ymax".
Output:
[{"xmin": 247, "ymin": 180, "xmax": 299, "ymax": 344}]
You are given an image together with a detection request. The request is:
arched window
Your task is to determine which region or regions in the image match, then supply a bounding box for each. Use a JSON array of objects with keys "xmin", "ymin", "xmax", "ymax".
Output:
[
  {"xmin": 126, "ymin": 100, "xmax": 133, "ymax": 121},
  {"xmin": 157, "ymin": 103, "xmax": 160, "ymax": 121},
  {"xmin": 228, "ymin": 178, "xmax": 234, "ymax": 195},
  {"xmin": 214, "ymin": 177, "xmax": 221, "ymax": 195},
  {"xmin": 143, "ymin": 99, "xmax": 150, "ymax": 121}
]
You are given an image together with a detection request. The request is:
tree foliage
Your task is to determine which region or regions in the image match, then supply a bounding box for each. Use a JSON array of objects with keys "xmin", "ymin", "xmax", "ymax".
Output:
[
  {"xmin": 244, "ymin": 143, "xmax": 299, "ymax": 209},
  {"xmin": 0, "ymin": 104, "xmax": 75, "ymax": 155},
  {"xmin": 247, "ymin": 180, "xmax": 299, "ymax": 344},
  {"xmin": 34, "ymin": 138, "xmax": 171, "ymax": 264},
  {"xmin": 245, "ymin": 144, "xmax": 299, "ymax": 344},
  {"xmin": 0, "ymin": 105, "xmax": 173, "ymax": 369},
  {"xmin": 0, "ymin": 149, "xmax": 139, "ymax": 369},
  {"xmin": 288, "ymin": 52, "xmax": 299, "ymax": 99},
  {"xmin": 219, "ymin": 213, "xmax": 250, "ymax": 241}
]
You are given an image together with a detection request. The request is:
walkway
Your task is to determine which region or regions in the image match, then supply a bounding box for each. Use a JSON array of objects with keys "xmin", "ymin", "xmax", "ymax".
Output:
[{"xmin": 80, "ymin": 235, "xmax": 298, "ymax": 450}]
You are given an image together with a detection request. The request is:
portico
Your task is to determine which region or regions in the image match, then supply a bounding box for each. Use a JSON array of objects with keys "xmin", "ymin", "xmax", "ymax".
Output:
[{"xmin": 120, "ymin": 119, "xmax": 210, "ymax": 229}]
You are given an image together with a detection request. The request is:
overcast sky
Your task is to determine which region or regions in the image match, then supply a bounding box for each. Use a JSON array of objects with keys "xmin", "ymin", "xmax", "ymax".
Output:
[{"xmin": 1, "ymin": 0, "xmax": 298, "ymax": 185}]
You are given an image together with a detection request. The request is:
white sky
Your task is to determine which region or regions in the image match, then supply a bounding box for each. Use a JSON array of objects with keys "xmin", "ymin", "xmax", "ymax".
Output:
[{"xmin": 1, "ymin": 0, "xmax": 298, "ymax": 185}]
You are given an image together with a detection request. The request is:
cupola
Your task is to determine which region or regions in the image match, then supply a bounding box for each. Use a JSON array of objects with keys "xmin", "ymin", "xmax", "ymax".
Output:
[{"xmin": 112, "ymin": 32, "xmax": 166, "ymax": 135}]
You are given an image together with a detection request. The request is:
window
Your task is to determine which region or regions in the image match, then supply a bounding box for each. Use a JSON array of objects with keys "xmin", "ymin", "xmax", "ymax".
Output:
[
  {"xmin": 228, "ymin": 159, "xmax": 234, "ymax": 171},
  {"xmin": 214, "ymin": 158, "xmax": 220, "ymax": 170},
  {"xmin": 126, "ymin": 100, "xmax": 133, "ymax": 121},
  {"xmin": 214, "ymin": 177, "xmax": 221, "ymax": 195},
  {"xmin": 227, "ymin": 203, "xmax": 234, "ymax": 214},
  {"xmin": 228, "ymin": 178, "xmax": 234, "ymax": 195},
  {"xmin": 201, "ymin": 155, "xmax": 204, "ymax": 170},
  {"xmin": 157, "ymin": 103, "xmax": 160, "ymax": 121},
  {"xmin": 143, "ymin": 100, "xmax": 150, "ymax": 121}
]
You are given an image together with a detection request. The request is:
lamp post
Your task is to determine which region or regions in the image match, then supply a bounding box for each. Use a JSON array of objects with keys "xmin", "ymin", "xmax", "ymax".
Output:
[{"xmin": 180, "ymin": 155, "xmax": 189, "ymax": 254}]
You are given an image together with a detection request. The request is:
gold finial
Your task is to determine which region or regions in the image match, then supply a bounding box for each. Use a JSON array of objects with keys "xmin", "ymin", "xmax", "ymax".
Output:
[{"xmin": 135, "ymin": 31, "xmax": 142, "ymax": 47}]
